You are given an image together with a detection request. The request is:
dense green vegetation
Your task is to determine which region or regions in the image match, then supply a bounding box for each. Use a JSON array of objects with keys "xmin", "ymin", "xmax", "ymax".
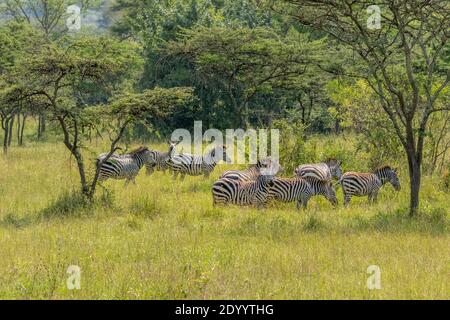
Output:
[{"xmin": 0, "ymin": 0, "xmax": 448, "ymax": 299}]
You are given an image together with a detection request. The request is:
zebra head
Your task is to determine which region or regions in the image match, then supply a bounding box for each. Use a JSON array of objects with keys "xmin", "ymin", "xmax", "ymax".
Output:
[
  {"xmin": 208, "ymin": 145, "xmax": 231, "ymax": 164},
  {"xmin": 167, "ymin": 140, "xmax": 181, "ymax": 157},
  {"xmin": 374, "ymin": 166, "xmax": 401, "ymax": 191},
  {"xmin": 389, "ymin": 167, "xmax": 401, "ymax": 191},
  {"xmin": 307, "ymin": 177, "xmax": 338, "ymax": 206},
  {"xmin": 258, "ymin": 157, "xmax": 283, "ymax": 175},
  {"xmin": 129, "ymin": 146, "xmax": 153, "ymax": 168},
  {"xmin": 326, "ymin": 158, "xmax": 343, "ymax": 179},
  {"xmin": 257, "ymin": 173, "xmax": 275, "ymax": 189},
  {"xmin": 323, "ymin": 180, "xmax": 338, "ymax": 206}
]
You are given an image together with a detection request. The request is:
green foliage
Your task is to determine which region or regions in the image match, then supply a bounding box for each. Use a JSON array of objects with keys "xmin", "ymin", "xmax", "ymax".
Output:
[
  {"xmin": 327, "ymin": 79, "xmax": 404, "ymax": 168},
  {"xmin": 442, "ymin": 170, "xmax": 450, "ymax": 192},
  {"xmin": 165, "ymin": 26, "xmax": 326, "ymax": 127},
  {"xmin": 0, "ymin": 0, "xmax": 101, "ymax": 37},
  {"xmin": 272, "ymin": 115, "xmax": 315, "ymax": 174}
]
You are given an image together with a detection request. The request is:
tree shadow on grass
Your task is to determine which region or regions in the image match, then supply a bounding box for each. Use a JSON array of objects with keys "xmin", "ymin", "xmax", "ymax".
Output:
[
  {"xmin": 0, "ymin": 190, "xmax": 118, "ymax": 229},
  {"xmin": 0, "ymin": 213, "xmax": 33, "ymax": 229}
]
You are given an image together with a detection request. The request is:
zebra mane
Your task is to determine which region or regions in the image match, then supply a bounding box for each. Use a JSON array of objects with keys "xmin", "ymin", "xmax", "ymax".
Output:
[
  {"xmin": 325, "ymin": 158, "xmax": 340, "ymax": 165},
  {"xmin": 128, "ymin": 146, "xmax": 148, "ymax": 155},
  {"xmin": 374, "ymin": 165, "xmax": 393, "ymax": 173}
]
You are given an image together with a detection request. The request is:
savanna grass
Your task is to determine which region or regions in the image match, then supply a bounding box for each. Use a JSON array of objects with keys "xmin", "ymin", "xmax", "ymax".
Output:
[{"xmin": 0, "ymin": 137, "xmax": 448, "ymax": 299}]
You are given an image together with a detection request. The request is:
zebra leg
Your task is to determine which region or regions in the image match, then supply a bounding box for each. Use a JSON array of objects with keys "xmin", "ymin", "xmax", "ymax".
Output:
[
  {"xmin": 344, "ymin": 194, "xmax": 351, "ymax": 206},
  {"xmin": 296, "ymin": 200, "xmax": 307, "ymax": 210},
  {"xmin": 172, "ymin": 171, "xmax": 178, "ymax": 180},
  {"xmin": 146, "ymin": 166, "xmax": 155, "ymax": 176},
  {"xmin": 180, "ymin": 174, "xmax": 186, "ymax": 181},
  {"xmin": 372, "ymin": 191, "xmax": 379, "ymax": 203},
  {"xmin": 256, "ymin": 201, "xmax": 266, "ymax": 209},
  {"xmin": 302, "ymin": 199, "xmax": 308, "ymax": 210}
]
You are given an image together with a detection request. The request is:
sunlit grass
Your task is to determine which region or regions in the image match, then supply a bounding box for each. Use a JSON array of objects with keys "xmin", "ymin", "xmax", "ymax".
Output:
[{"xmin": 0, "ymin": 138, "xmax": 448, "ymax": 299}]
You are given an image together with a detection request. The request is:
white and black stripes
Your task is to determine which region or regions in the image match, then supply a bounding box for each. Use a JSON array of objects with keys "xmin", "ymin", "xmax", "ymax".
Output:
[
  {"xmin": 168, "ymin": 145, "xmax": 230, "ymax": 180},
  {"xmin": 145, "ymin": 141, "xmax": 179, "ymax": 175},
  {"xmin": 212, "ymin": 174, "xmax": 275, "ymax": 207},
  {"xmin": 220, "ymin": 157, "xmax": 278, "ymax": 181},
  {"xmin": 294, "ymin": 159, "xmax": 342, "ymax": 181},
  {"xmin": 97, "ymin": 147, "xmax": 151, "ymax": 184},
  {"xmin": 269, "ymin": 177, "xmax": 338, "ymax": 209},
  {"xmin": 338, "ymin": 166, "xmax": 400, "ymax": 205}
]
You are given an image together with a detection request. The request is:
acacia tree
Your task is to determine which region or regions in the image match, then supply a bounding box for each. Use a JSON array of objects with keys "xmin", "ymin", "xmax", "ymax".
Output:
[
  {"xmin": 1, "ymin": 0, "xmax": 101, "ymax": 137},
  {"xmin": 0, "ymin": 85, "xmax": 20, "ymax": 154},
  {"xmin": 13, "ymin": 34, "xmax": 194, "ymax": 198},
  {"xmin": 0, "ymin": 0, "xmax": 100, "ymax": 37},
  {"xmin": 274, "ymin": 0, "xmax": 450, "ymax": 215},
  {"xmin": 77, "ymin": 87, "xmax": 194, "ymax": 198},
  {"xmin": 0, "ymin": 22, "xmax": 41, "ymax": 153},
  {"xmin": 165, "ymin": 26, "xmax": 325, "ymax": 128}
]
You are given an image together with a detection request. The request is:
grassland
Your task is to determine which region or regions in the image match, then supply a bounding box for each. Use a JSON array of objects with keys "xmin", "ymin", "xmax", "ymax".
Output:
[{"xmin": 0, "ymin": 138, "xmax": 449, "ymax": 300}]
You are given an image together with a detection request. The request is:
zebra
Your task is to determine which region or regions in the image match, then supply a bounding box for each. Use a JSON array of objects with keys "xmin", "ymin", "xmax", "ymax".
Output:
[
  {"xmin": 168, "ymin": 145, "xmax": 231, "ymax": 180},
  {"xmin": 96, "ymin": 146, "xmax": 152, "ymax": 185},
  {"xmin": 269, "ymin": 176, "xmax": 338, "ymax": 209},
  {"xmin": 294, "ymin": 158, "xmax": 343, "ymax": 181},
  {"xmin": 336, "ymin": 166, "xmax": 400, "ymax": 205},
  {"xmin": 212, "ymin": 174, "xmax": 275, "ymax": 208},
  {"xmin": 145, "ymin": 140, "xmax": 180, "ymax": 176},
  {"xmin": 219, "ymin": 157, "xmax": 281, "ymax": 181}
]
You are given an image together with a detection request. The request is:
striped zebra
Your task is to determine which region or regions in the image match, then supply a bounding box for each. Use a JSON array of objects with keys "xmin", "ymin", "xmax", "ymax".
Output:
[
  {"xmin": 220, "ymin": 157, "xmax": 281, "ymax": 181},
  {"xmin": 97, "ymin": 146, "xmax": 151, "ymax": 185},
  {"xmin": 212, "ymin": 174, "xmax": 275, "ymax": 208},
  {"xmin": 168, "ymin": 145, "xmax": 231, "ymax": 180},
  {"xmin": 337, "ymin": 166, "xmax": 400, "ymax": 205},
  {"xmin": 269, "ymin": 177, "xmax": 338, "ymax": 209},
  {"xmin": 145, "ymin": 140, "xmax": 180, "ymax": 175},
  {"xmin": 294, "ymin": 159, "xmax": 343, "ymax": 181}
]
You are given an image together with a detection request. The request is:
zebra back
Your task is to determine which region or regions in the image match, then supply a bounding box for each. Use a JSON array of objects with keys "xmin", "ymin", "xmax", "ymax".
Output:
[
  {"xmin": 145, "ymin": 141, "xmax": 180, "ymax": 175},
  {"xmin": 269, "ymin": 176, "xmax": 337, "ymax": 206},
  {"xmin": 294, "ymin": 159, "xmax": 342, "ymax": 181},
  {"xmin": 220, "ymin": 157, "xmax": 281, "ymax": 181},
  {"xmin": 97, "ymin": 146, "xmax": 150, "ymax": 181},
  {"xmin": 212, "ymin": 174, "xmax": 274, "ymax": 206},
  {"xmin": 169, "ymin": 145, "xmax": 229, "ymax": 176}
]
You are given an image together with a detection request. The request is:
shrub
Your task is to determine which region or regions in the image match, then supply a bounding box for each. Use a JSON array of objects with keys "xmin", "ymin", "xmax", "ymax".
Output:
[{"xmin": 39, "ymin": 191, "xmax": 93, "ymax": 219}]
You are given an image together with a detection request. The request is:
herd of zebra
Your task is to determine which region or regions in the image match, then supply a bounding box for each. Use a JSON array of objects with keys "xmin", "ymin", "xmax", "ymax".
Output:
[{"xmin": 97, "ymin": 141, "xmax": 401, "ymax": 209}]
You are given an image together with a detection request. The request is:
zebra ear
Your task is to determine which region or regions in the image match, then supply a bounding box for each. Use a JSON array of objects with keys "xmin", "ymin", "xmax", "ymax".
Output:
[{"xmin": 338, "ymin": 160, "xmax": 342, "ymax": 166}]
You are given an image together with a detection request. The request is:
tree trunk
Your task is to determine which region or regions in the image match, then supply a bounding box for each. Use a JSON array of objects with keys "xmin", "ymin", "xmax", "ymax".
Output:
[
  {"xmin": 3, "ymin": 121, "xmax": 9, "ymax": 155},
  {"xmin": 8, "ymin": 116, "xmax": 14, "ymax": 147},
  {"xmin": 334, "ymin": 118, "xmax": 340, "ymax": 135},
  {"xmin": 40, "ymin": 114, "xmax": 46, "ymax": 133},
  {"xmin": 73, "ymin": 148, "xmax": 89, "ymax": 196},
  {"xmin": 19, "ymin": 115, "xmax": 26, "ymax": 146},
  {"xmin": 407, "ymin": 152, "xmax": 421, "ymax": 216},
  {"xmin": 17, "ymin": 114, "xmax": 21, "ymax": 145},
  {"xmin": 37, "ymin": 116, "xmax": 41, "ymax": 139},
  {"xmin": 37, "ymin": 114, "xmax": 46, "ymax": 139}
]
